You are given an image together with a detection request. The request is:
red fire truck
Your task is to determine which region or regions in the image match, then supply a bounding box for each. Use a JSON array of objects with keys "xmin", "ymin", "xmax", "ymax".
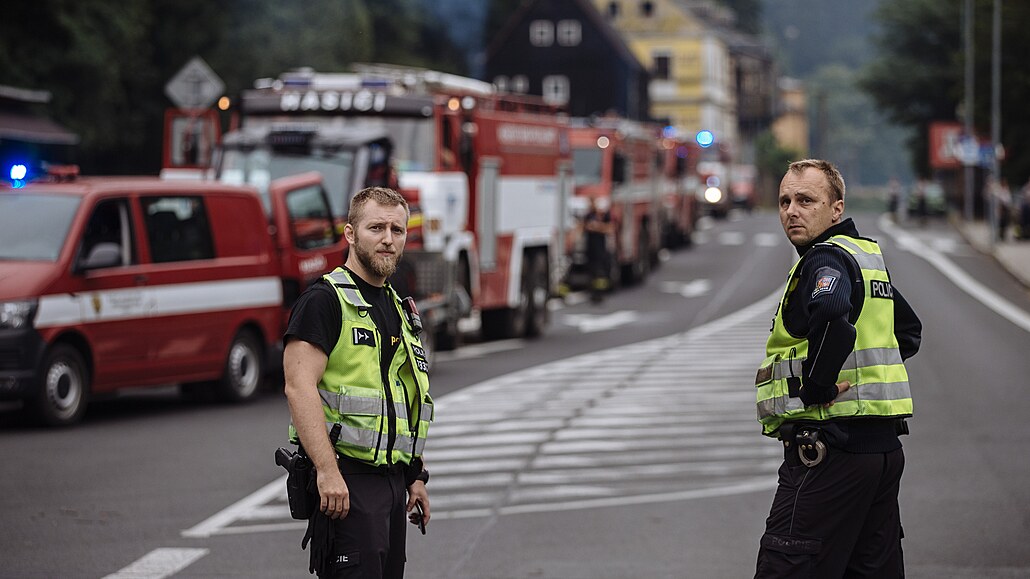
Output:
[
  {"xmin": 659, "ymin": 135, "xmax": 701, "ymax": 248},
  {"xmin": 220, "ymin": 65, "xmax": 573, "ymax": 346},
  {"xmin": 568, "ymin": 117, "xmax": 663, "ymax": 288}
]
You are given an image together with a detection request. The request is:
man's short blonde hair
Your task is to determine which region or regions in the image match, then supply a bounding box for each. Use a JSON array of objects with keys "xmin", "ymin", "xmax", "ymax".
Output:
[
  {"xmin": 787, "ymin": 159, "xmax": 846, "ymax": 203},
  {"xmin": 348, "ymin": 186, "xmax": 409, "ymax": 226}
]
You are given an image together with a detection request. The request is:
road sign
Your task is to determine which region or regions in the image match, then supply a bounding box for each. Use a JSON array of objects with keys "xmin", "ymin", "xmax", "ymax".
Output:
[{"xmin": 165, "ymin": 57, "xmax": 224, "ymax": 110}]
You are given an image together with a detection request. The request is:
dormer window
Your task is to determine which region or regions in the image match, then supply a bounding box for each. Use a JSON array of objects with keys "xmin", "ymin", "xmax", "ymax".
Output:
[
  {"xmin": 530, "ymin": 20, "xmax": 554, "ymax": 47},
  {"xmin": 557, "ymin": 20, "xmax": 582, "ymax": 47}
]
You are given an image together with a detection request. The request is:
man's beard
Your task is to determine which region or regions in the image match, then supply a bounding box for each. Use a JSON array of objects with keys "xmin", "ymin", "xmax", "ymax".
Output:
[{"xmin": 354, "ymin": 234, "xmax": 402, "ymax": 278}]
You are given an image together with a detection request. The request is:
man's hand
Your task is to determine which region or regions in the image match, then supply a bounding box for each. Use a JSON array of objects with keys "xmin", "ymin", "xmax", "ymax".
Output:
[
  {"xmin": 824, "ymin": 380, "xmax": 851, "ymax": 408},
  {"xmin": 317, "ymin": 468, "xmax": 350, "ymax": 520},
  {"xmin": 406, "ymin": 481, "xmax": 430, "ymax": 527}
]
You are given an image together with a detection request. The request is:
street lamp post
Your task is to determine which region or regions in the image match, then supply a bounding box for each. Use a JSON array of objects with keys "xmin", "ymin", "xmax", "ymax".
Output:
[{"xmin": 963, "ymin": 0, "xmax": 975, "ymax": 222}]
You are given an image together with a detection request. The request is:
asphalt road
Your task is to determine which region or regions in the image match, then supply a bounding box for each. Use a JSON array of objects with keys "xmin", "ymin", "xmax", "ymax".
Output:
[{"xmin": 2, "ymin": 210, "xmax": 1028, "ymax": 578}]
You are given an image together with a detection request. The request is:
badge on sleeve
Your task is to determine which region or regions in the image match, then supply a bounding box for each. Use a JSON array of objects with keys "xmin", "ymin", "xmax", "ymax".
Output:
[{"xmin": 812, "ymin": 274, "xmax": 837, "ymax": 298}]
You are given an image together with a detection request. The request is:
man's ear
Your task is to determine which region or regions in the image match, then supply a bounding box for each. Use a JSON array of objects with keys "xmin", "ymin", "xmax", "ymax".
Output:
[
  {"xmin": 344, "ymin": 223, "xmax": 355, "ymax": 245},
  {"xmin": 832, "ymin": 199, "xmax": 845, "ymax": 222}
]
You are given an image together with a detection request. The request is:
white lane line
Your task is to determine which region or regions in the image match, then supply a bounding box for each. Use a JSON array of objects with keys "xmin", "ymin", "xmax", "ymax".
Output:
[
  {"xmin": 102, "ymin": 548, "xmax": 208, "ymax": 579},
  {"xmin": 719, "ymin": 231, "xmax": 746, "ymax": 245},
  {"xmin": 561, "ymin": 310, "xmax": 640, "ymax": 332},
  {"xmin": 181, "ymin": 476, "xmax": 286, "ymax": 538},
  {"xmin": 434, "ymin": 339, "xmax": 525, "ymax": 362},
  {"xmin": 879, "ymin": 214, "xmax": 1030, "ymax": 333}
]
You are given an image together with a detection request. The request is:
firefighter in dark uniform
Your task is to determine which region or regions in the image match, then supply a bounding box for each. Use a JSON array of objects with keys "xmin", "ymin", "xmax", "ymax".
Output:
[
  {"xmin": 284, "ymin": 186, "xmax": 432, "ymax": 578},
  {"xmin": 754, "ymin": 160, "xmax": 922, "ymax": 578}
]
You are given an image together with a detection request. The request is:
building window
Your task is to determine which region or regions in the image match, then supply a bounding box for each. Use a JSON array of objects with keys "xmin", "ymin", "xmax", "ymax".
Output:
[
  {"xmin": 607, "ymin": 2, "xmax": 620, "ymax": 18},
  {"xmin": 652, "ymin": 53, "xmax": 671, "ymax": 80},
  {"xmin": 494, "ymin": 76, "xmax": 508, "ymax": 92},
  {"xmin": 542, "ymin": 75, "xmax": 570, "ymax": 106},
  {"xmin": 640, "ymin": 1, "xmax": 654, "ymax": 17},
  {"xmin": 512, "ymin": 75, "xmax": 529, "ymax": 94},
  {"xmin": 557, "ymin": 20, "xmax": 582, "ymax": 46},
  {"xmin": 530, "ymin": 20, "xmax": 554, "ymax": 47}
]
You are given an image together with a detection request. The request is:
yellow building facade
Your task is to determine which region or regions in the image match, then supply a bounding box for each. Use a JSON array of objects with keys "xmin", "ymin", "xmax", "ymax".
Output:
[{"xmin": 591, "ymin": 0, "xmax": 737, "ymax": 151}]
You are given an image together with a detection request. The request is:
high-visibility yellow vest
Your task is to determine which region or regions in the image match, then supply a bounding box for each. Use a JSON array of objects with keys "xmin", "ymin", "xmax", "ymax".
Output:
[
  {"xmin": 756, "ymin": 235, "xmax": 913, "ymax": 437},
  {"xmin": 290, "ymin": 268, "xmax": 433, "ymax": 465}
]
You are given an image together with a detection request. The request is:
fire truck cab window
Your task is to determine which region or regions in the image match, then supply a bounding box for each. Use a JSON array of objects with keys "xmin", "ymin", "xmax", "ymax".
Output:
[
  {"xmin": 573, "ymin": 147, "xmax": 604, "ymax": 186},
  {"xmin": 286, "ymin": 185, "xmax": 337, "ymax": 250}
]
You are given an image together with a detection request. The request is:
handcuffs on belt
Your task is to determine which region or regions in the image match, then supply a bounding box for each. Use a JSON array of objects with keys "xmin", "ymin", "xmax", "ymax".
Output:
[{"xmin": 793, "ymin": 427, "xmax": 827, "ymax": 467}]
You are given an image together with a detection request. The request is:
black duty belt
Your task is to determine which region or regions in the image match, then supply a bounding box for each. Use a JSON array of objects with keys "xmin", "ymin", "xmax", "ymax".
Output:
[{"xmin": 337, "ymin": 455, "xmax": 405, "ymax": 476}]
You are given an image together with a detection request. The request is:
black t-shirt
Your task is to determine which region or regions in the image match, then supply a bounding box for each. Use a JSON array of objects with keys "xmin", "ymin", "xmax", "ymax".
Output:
[{"xmin": 284, "ymin": 268, "xmax": 403, "ymax": 375}]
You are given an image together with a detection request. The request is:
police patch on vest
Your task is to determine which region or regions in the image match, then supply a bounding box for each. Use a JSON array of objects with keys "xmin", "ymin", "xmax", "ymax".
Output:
[
  {"xmin": 411, "ymin": 344, "xmax": 426, "ymax": 359},
  {"xmin": 870, "ymin": 280, "xmax": 894, "ymax": 299},
  {"xmin": 352, "ymin": 327, "xmax": 376, "ymax": 347},
  {"xmin": 812, "ymin": 274, "xmax": 837, "ymax": 298},
  {"xmin": 413, "ymin": 356, "xmax": 429, "ymax": 373}
]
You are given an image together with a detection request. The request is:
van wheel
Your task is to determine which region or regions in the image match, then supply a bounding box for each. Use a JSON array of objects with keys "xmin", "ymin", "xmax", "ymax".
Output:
[
  {"xmin": 217, "ymin": 329, "xmax": 263, "ymax": 403},
  {"xmin": 33, "ymin": 344, "xmax": 89, "ymax": 426}
]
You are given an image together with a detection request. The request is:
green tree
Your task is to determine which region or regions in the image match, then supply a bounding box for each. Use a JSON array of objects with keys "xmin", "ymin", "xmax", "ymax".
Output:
[{"xmin": 861, "ymin": 0, "xmax": 1030, "ymax": 185}]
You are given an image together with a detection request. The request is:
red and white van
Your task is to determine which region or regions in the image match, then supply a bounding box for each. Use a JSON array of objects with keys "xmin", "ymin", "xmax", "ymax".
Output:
[{"xmin": 0, "ymin": 170, "xmax": 344, "ymax": 425}]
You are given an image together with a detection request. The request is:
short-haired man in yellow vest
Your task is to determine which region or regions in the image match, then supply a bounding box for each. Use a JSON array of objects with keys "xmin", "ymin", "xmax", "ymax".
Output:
[
  {"xmin": 284, "ymin": 186, "xmax": 432, "ymax": 578},
  {"xmin": 754, "ymin": 160, "xmax": 921, "ymax": 578}
]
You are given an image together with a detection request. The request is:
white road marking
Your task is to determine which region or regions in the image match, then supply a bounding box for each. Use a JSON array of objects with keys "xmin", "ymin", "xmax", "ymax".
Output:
[
  {"xmin": 561, "ymin": 310, "xmax": 641, "ymax": 332},
  {"xmin": 660, "ymin": 279, "xmax": 711, "ymax": 297},
  {"xmin": 879, "ymin": 214, "xmax": 1030, "ymax": 333},
  {"xmin": 434, "ymin": 339, "xmax": 525, "ymax": 362},
  {"xmin": 754, "ymin": 232, "xmax": 781, "ymax": 247},
  {"xmin": 718, "ymin": 231, "xmax": 746, "ymax": 245},
  {"xmin": 102, "ymin": 548, "xmax": 208, "ymax": 579},
  {"xmin": 183, "ymin": 289, "xmax": 784, "ymax": 537}
]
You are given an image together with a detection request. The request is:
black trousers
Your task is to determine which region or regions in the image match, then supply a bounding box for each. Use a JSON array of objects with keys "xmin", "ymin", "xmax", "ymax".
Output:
[
  {"xmin": 755, "ymin": 446, "xmax": 906, "ymax": 578},
  {"xmin": 325, "ymin": 465, "xmax": 408, "ymax": 579}
]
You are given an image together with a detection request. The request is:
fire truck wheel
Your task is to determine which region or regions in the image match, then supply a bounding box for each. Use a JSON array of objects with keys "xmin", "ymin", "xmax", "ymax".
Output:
[
  {"xmin": 524, "ymin": 253, "xmax": 549, "ymax": 338},
  {"xmin": 32, "ymin": 343, "xmax": 90, "ymax": 427},
  {"xmin": 217, "ymin": 329, "xmax": 264, "ymax": 403}
]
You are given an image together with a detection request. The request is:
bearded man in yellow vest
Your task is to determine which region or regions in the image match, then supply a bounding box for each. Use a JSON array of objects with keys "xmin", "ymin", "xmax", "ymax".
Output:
[
  {"xmin": 284, "ymin": 186, "xmax": 432, "ymax": 578},
  {"xmin": 754, "ymin": 160, "xmax": 921, "ymax": 578}
]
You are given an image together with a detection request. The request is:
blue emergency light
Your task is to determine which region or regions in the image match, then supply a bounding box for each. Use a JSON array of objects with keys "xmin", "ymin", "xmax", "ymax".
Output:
[
  {"xmin": 696, "ymin": 130, "xmax": 715, "ymax": 148},
  {"xmin": 9, "ymin": 164, "xmax": 27, "ymax": 180}
]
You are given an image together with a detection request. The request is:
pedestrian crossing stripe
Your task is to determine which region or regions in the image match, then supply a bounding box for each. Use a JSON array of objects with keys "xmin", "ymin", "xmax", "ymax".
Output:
[{"xmin": 182, "ymin": 290, "xmax": 785, "ymax": 537}]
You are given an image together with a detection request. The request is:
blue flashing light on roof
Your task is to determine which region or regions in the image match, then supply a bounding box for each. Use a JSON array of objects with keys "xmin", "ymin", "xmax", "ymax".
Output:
[
  {"xmin": 695, "ymin": 130, "xmax": 715, "ymax": 148},
  {"xmin": 662, "ymin": 126, "xmax": 678, "ymax": 139},
  {"xmin": 10, "ymin": 164, "xmax": 28, "ymax": 181}
]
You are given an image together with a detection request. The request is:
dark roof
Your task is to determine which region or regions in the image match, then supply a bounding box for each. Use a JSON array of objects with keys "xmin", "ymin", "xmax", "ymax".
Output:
[
  {"xmin": 0, "ymin": 111, "xmax": 79, "ymax": 145},
  {"xmin": 0, "ymin": 84, "xmax": 78, "ymax": 145},
  {"xmin": 485, "ymin": 0, "xmax": 647, "ymax": 75}
]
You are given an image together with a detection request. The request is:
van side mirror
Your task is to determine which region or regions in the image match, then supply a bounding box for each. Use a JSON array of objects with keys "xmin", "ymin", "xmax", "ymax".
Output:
[{"xmin": 75, "ymin": 242, "xmax": 122, "ymax": 273}]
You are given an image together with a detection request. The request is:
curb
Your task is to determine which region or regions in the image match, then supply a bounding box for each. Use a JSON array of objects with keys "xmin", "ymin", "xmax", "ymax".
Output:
[{"xmin": 949, "ymin": 213, "xmax": 1030, "ymax": 289}]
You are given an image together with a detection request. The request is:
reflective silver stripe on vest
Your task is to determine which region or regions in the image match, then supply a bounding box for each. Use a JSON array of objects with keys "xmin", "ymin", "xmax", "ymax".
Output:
[
  {"xmin": 821, "ymin": 238, "xmax": 886, "ymax": 271},
  {"xmin": 757, "ymin": 380, "xmax": 911, "ymax": 419},
  {"xmin": 324, "ymin": 393, "xmax": 432, "ymax": 424},
  {"xmin": 325, "ymin": 422, "xmax": 428, "ymax": 456},
  {"xmin": 327, "ymin": 271, "xmax": 372, "ymax": 309},
  {"xmin": 327, "ymin": 421, "xmax": 383, "ymax": 449},
  {"xmin": 770, "ymin": 347, "xmax": 902, "ymax": 380}
]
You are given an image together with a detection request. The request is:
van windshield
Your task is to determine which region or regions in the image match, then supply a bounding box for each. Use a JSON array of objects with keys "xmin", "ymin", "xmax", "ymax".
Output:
[{"xmin": 0, "ymin": 193, "xmax": 81, "ymax": 261}]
